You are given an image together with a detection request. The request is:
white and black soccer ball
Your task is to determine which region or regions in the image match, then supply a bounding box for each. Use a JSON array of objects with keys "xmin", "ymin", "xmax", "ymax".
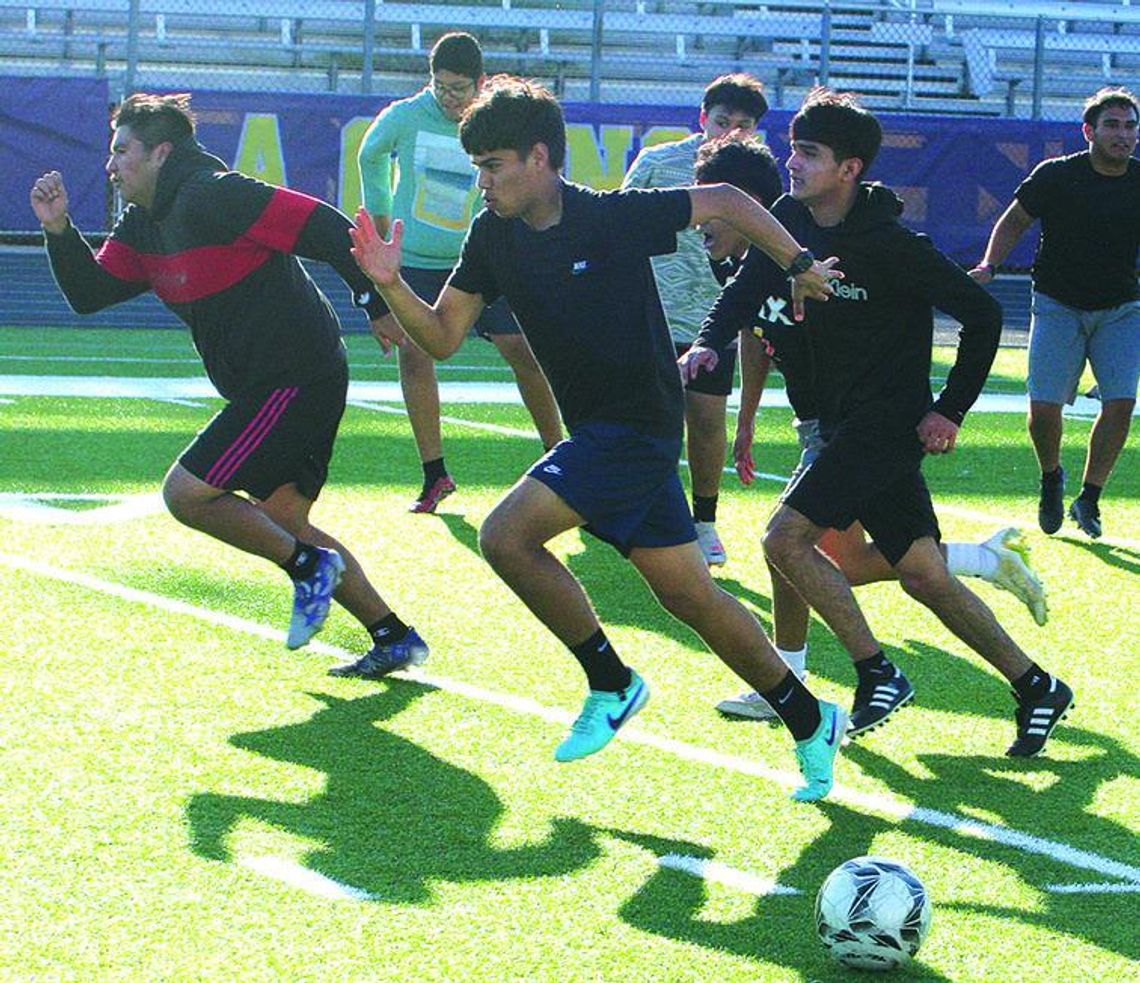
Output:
[{"xmin": 815, "ymin": 855, "xmax": 932, "ymax": 971}]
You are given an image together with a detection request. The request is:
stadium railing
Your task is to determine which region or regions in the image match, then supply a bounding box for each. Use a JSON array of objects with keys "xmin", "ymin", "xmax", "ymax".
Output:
[{"xmin": 0, "ymin": 0, "xmax": 1137, "ymax": 116}]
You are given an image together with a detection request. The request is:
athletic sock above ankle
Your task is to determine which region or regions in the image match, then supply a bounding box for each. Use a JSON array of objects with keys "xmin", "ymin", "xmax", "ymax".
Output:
[
  {"xmin": 368, "ymin": 613, "xmax": 410, "ymax": 646},
  {"xmin": 854, "ymin": 650, "xmax": 895, "ymax": 687},
  {"xmin": 776, "ymin": 645, "xmax": 808, "ymax": 677},
  {"xmin": 1078, "ymin": 481, "xmax": 1102, "ymax": 505},
  {"xmin": 282, "ymin": 540, "xmax": 319, "ymax": 581},
  {"xmin": 422, "ymin": 457, "xmax": 448, "ymax": 484},
  {"xmin": 1041, "ymin": 466, "xmax": 1064, "ymax": 485},
  {"xmin": 759, "ymin": 669, "xmax": 821, "ymax": 741},
  {"xmin": 569, "ymin": 629, "xmax": 631, "ymax": 692},
  {"xmin": 1012, "ymin": 662, "xmax": 1053, "ymax": 702},
  {"xmin": 692, "ymin": 494, "xmax": 718, "ymax": 524},
  {"xmin": 945, "ymin": 542, "xmax": 998, "ymax": 580}
]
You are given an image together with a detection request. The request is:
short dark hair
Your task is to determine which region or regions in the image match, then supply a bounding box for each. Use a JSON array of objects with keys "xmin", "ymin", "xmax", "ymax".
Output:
[
  {"xmin": 701, "ymin": 73, "xmax": 768, "ymax": 121},
  {"xmin": 113, "ymin": 92, "xmax": 195, "ymax": 148},
  {"xmin": 790, "ymin": 87, "xmax": 882, "ymax": 175},
  {"xmin": 459, "ymin": 75, "xmax": 566, "ymax": 170},
  {"xmin": 694, "ymin": 136, "xmax": 783, "ymax": 207},
  {"xmin": 430, "ymin": 31, "xmax": 484, "ymax": 81},
  {"xmin": 1082, "ymin": 86, "xmax": 1139, "ymax": 127}
]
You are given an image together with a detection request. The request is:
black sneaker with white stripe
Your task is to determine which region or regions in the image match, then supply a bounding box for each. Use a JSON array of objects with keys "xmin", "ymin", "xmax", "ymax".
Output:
[
  {"xmin": 1007, "ymin": 677, "xmax": 1074, "ymax": 757},
  {"xmin": 848, "ymin": 668, "xmax": 915, "ymax": 737}
]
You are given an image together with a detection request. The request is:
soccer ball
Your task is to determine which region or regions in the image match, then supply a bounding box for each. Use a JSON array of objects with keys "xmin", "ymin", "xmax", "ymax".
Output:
[{"xmin": 815, "ymin": 855, "xmax": 932, "ymax": 971}]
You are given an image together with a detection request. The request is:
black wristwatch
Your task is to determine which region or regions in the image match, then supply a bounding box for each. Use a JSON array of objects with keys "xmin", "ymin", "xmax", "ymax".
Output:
[{"xmin": 784, "ymin": 248, "xmax": 815, "ymax": 277}]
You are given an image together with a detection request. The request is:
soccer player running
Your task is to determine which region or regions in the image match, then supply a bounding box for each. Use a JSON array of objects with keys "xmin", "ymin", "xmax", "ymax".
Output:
[
  {"xmin": 30, "ymin": 93, "xmax": 427, "ymax": 675},
  {"xmin": 621, "ymin": 73, "xmax": 769, "ymax": 566},
  {"xmin": 688, "ymin": 138, "xmax": 1049, "ymax": 723},
  {"xmin": 359, "ymin": 32, "xmax": 561, "ymax": 514},
  {"xmin": 351, "ymin": 76, "xmax": 846, "ymax": 801},
  {"xmin": 970, "ymin": 86, "xmax": 1139, "ymax": 540},
  {"xmin": 683, "ymin": 90, "xmax": 1073, "ymax": 757}
]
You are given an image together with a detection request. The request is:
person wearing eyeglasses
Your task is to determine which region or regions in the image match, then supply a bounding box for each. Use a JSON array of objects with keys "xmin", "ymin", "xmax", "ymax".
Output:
[{"xmin": 358, "ymin": 32, "xmax": 562, "ymax": 515}]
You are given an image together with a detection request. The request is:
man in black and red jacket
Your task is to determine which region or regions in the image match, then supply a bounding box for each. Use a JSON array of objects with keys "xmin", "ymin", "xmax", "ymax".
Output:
[{"xmin": 30, "ymin": 92, "xmax": 426, "ymax": 679}]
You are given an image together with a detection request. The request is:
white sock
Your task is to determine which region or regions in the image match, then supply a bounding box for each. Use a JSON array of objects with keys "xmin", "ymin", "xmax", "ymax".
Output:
[
  {"xmin": 945, "ymin": 542, "xmax": 998, "ymax": 580},
  {"xmin": 777, "ymin": 645, "xmax": 808, "ymax": 677}
]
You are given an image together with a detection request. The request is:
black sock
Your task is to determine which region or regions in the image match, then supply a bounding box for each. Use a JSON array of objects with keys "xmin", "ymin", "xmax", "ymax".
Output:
[
  {"xmin": 422, "ymin": 457, "xmax": 448, "ymax": 485},
  {"xmin": 367, "ymin": 613, "xmax": 409, "ymax": 646},
  {"xmin": 569, "ymin": 629, "xmax": 631, "ymax": 692},
  {"xmin": 1078, "ymin": 481, "xmax": 1102, "ymax": 505},
  {"xmin": 1012, "ymin": 662, "xmax": 1052, "ymax": 702},
  {"xmin": 282, "ymin": 540, "xmax": 319, "ymax": 581},
  {"xmin": 692, "ymin": 494, "xmax": 718, "ymax": 524},
  {"xmin": 1041, "ymin": 466, "xmax": 1064, "ymax": 485},
  {"xmin": 854, "ymin": 651, "xmax": 895, "ymax": 688},
  {"xmin": 760, "ymin": 669, "xmax": 821, "ymax": 741}
]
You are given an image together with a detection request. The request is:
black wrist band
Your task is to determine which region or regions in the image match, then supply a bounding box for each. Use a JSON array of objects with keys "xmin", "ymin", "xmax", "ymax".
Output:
[{"xmin": 784, "ymin": 248, "xmax": 815, "ymax": 277}]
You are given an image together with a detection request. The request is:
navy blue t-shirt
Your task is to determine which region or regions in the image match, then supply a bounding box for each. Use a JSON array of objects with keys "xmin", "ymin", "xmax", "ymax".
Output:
[{"xmin": 450, "ymin": 181, "xmax": 692, "ymax": 436}]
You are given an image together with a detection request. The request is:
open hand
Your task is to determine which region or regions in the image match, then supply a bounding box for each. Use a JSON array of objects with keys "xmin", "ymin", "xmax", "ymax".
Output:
[
  {"xmin": 791, "ymin": 255, "xmax": 843, "ymax": 320},
  {"xmin": 350, "ymin": 207, "xmax": 403, "ymax": 287}
]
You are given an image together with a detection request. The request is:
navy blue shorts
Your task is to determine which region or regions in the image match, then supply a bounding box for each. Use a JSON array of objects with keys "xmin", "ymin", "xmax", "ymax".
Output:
[
  {"xmin": 782, "ymin": 424, "xmax": 940, "ymax": 566},
  {"xmin": 403, "ymin": 266, "xmax": 521, "ymax": 339},
  {"xmin": 527, "ymin": 421, "xmax": 696, "ymax": 556},
  {"xmin": 179, "ymin": 365, "xmax": 347, "ymax": 502}
]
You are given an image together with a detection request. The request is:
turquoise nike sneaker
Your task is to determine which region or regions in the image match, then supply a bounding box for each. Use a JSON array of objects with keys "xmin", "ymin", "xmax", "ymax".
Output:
[
  {"xmin": 792, "ymin": 700, "xmax": 847, "ymax": 802},
  {"xmin": 555, "ymin": 670, "xmax": 649, "ymax": 763}
]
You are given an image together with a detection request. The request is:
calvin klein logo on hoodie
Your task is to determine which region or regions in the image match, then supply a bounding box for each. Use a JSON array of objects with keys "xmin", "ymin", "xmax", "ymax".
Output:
[{"xmin": 832, "ymin": 280, "xmax": 869, "ymax": 301}]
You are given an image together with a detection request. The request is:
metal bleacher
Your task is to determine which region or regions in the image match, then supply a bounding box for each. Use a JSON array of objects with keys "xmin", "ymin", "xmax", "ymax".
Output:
[{"xmin": 0, "ymin": 1, "xmax": 1138, "ymax": 114}]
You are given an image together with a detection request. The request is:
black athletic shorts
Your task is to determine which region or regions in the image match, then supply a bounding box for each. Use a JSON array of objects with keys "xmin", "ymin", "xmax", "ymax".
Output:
[
  {"xmin": 179, "ymin": 364, "xmax": 348, "ymax": 502},
  {"xmin": 781, "ymin": 425, "xmax": 940, "ymax": 566},
  {"xmin": 675, "ymin": 341, "xmax": 738, "ymax": 397}
]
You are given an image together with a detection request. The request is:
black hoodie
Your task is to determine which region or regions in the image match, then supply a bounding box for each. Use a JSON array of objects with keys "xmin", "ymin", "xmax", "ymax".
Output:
[
  {"xmin": 45, "ymin": 140, "xmax": 385, "ymax": 400},
  {"xmin": 697, "ymin": 183, "xmax": 1001, "ymax": 438}
]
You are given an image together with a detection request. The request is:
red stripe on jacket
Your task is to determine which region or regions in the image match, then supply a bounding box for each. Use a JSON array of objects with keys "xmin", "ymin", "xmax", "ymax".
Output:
[
  {"xmin": 92, "ymin": 188, "xmax": 320, "ymax": 304},
  {"xmin": 245, "ymin": 187, "xmax": 322, "ymax": 253}
]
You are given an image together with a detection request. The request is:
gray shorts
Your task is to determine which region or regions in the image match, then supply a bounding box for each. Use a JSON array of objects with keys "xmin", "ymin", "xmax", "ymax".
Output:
[
  {"xmin": 787, "ymin": 417, "xmax": 824, "ymax": 486},
  {"xmin": 1028, "ymin": 291, "xmax": 1140, "ymax": 404}
]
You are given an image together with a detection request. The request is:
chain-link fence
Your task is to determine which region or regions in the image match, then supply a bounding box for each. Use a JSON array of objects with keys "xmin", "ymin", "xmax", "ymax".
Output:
[{"xmin": 1, "ymin": 0, "xmax": 1138, "ymax": 117}]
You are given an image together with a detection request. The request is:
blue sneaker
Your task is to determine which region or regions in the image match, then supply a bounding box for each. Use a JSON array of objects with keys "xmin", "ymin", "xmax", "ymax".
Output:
[
  {"xmin": 792, "ymin": 700, "xmax": 847, "ymax": 802},
  {"xmin": 328, "ymin": 628, "xmax": 429, "ymax": 678},
  {"xmin": 285, "ymin": 547, "xmax": 346, "ymax": 650},
  {"xmin": 554, "ymin": 670, "xmax": 649, "ymax": 763}
]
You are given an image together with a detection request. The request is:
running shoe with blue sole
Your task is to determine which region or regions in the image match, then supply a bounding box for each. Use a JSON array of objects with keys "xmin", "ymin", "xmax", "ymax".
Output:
[{"xmin": 286, "ymin": 547, "xmax": 345, "ymax": 650}]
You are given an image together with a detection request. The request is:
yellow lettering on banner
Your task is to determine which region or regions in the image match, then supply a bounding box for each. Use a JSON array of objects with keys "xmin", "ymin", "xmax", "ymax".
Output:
[
  {"xmin": 638, "ymin": 125, "xmax": 693, "ymax": 150},
  {"xmin": 565, "ymin": 123, "xmax": 634, "ymax": 189},
  {"xmin": 233, "ymin": 114, "xmax": 287, "ymax": 185},
  {"xmin": 338, "ymin": 116, "xmax": 373, "ymax": 214}
]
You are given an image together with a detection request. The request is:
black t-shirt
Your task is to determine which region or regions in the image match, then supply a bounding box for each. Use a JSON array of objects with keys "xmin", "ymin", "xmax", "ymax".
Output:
[
  {"xmin": 451, "ymin": 181, "xmax": 692, "ymax": 436},
  {"xmin": 710, "ymin": 251, "xmax": 818, "ymax": 420},
  {"xmin": 1016, "ymin": 151, "xmax": 1140, "ymax": 310}
]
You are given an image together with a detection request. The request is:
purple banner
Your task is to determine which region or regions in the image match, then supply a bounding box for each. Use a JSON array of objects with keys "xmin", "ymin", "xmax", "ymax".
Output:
[
  {"xmin": 1, "ymin": 76, "xmax": 111, "ymax": 232},
  {"xmin": 4, "ymin": 82, "xmax": 1090, "ymax": 266}
]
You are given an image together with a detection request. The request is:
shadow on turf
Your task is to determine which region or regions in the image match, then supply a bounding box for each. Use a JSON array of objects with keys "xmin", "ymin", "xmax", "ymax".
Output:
[
  {"xmin": 186, "ymin": 686, "xmax": 599, "ymax": 903},
  {"xmin": 1054, "ymin": 535, "xmax": 1140, "ymax": 576},
  {"xmin": 608, "ymin": 724, "xmax": 1138, "ymax": 974}
]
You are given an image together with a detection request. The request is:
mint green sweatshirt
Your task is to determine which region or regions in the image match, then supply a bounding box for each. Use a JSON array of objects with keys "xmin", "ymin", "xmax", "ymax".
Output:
[{"xmin": 358, "ymin": 87, "xmax": 481, "ymax": 270}]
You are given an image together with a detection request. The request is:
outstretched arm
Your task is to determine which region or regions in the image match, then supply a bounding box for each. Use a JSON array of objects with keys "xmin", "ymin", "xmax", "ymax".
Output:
[
  {"xmin": 733, "ymin": 329, "xmax": 773, "ymax": 484},
  {"xmin": 350, "ymin": 207, "xmax": 481, "ymax": 359},
  {"xmin": 687, "ymin": 184, "xmax": 841, "ymax": 318},
  {"xmin": 969, "ymin": 200, "xmax": 1034, "ymax": 283}
]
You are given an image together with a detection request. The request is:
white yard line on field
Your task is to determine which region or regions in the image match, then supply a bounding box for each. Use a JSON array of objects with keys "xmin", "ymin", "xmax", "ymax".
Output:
[
  {"xmin": 3, "ymin": 373, "xmax": 1126, "ymax": 417},
  {"xmin": 2, "ymin": 550, "xmax": 1137, "ymax": 897}
]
